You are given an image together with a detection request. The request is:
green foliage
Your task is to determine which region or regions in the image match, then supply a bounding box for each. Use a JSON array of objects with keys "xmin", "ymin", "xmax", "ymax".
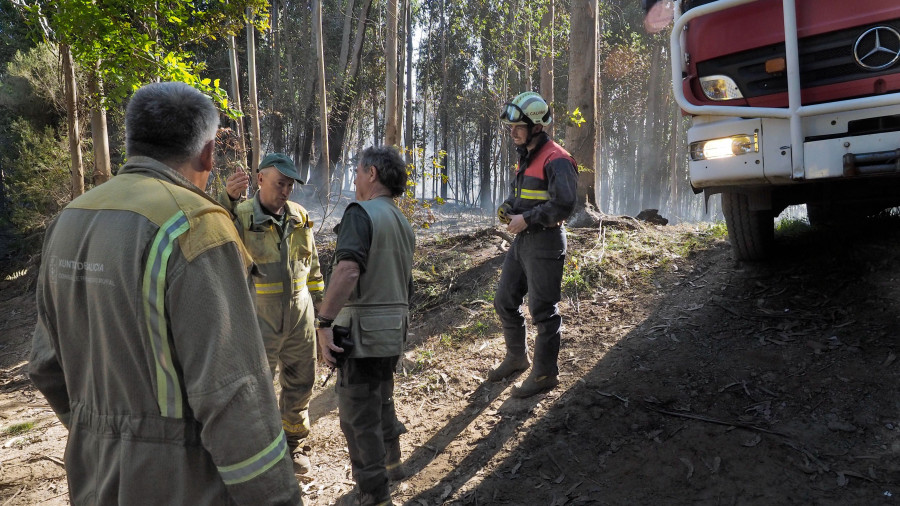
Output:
[
  {"xmin": 397, "ymin": 145, "xmax": 443, "ymax": 229},
  {"xmin": 776, "ymin": 217, "xmax": 810, "ymax": 235},
  {"xmin": 0, "ymin": 43, "xmax": 82, "ymax": 236},
  {"xmin": 17, "ymin": 0, "xmax": 268, "ymax": 113},
  {"xmin": 410, "ymin": 347, "xmax": 436, "ymax": 374},
  {"xmin": 567, "ymin": 107, "xmax": 586, "ymax": 128},
  {"xmin": 673, "ymin": 222, "xmax": 729, "ymax": 256},
  {"xmin": 0, "ymin": 43, "xmax": 73, "ymax": 119},
  {"xmin": 705, "ymin": 221, "xmax": 729, "ymax": 239},
  {"xmin": 2, "ymin": 421, "xmax": 35, "ymax": 436},
  {"xmin": 2, "ymin": 118, "xmax": 70, "ymax": 233},
  {"xmin": 562, "ymin": 253, "xmax": 603, "ymax": 299}
]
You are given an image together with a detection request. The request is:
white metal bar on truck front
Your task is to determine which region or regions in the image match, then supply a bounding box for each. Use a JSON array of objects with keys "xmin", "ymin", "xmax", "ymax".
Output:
[
  {"xmin": 670, "ymin": 0, "xmax": 900, "ymax": 178},
  {"xmin": 782, "ymin": 0, "xmax": 804, "ymax": 178}
]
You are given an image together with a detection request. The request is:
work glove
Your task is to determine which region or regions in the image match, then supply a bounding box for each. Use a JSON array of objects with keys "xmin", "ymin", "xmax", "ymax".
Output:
[{"xmin": 497, "ymin": 203, "xmax": 512, "ymax": 224}]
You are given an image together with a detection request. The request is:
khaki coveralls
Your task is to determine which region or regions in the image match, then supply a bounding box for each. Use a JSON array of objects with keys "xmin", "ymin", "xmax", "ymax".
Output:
[{"xmin": 227, "ymin": 194, "xmax": 325, "ymax": 444}]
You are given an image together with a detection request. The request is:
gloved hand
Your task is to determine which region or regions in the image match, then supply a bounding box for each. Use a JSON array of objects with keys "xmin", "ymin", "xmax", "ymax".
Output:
[{"xmin": 497, "ymin": 203, "xmax": 512, "ymax": 224}]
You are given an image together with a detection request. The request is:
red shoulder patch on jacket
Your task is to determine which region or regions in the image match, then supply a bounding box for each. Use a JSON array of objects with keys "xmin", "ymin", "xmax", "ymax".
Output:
[{"xmin": 522, "ymin": 142, "xmax": 576, "ymax": 180}]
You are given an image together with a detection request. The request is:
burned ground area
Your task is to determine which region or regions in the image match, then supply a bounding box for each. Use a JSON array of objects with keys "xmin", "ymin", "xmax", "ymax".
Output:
[{"xmin": 2, "ymin": 214, "xmax": 900, "ymax": 505}]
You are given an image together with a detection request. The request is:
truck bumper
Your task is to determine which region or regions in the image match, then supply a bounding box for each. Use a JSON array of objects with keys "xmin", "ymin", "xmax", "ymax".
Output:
[{"xmin": 690, "ymin": 103, "xmax": 900, "ymax": 189}]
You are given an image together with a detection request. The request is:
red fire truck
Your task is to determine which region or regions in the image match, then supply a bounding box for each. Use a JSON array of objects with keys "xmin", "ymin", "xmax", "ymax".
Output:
[{"xmin": 646, "ymin": 0, "xmax": 900, "ymax": 259}]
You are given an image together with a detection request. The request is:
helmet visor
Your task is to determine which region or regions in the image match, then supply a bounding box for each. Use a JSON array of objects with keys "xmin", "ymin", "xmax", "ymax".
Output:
[{"xmin": 500, "ymin": 102, "xmax": 530, "ymax": 124}]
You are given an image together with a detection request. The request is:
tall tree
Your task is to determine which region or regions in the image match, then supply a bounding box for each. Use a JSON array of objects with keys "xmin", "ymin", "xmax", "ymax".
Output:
[
  {"xmin": 438, "ymin": 0, "xmax": 448, "ymax": 199},
  {"xmin": 61, "ymin": 43, "xmax": 83, "ymax": 198},
  {"xmin": 246, "ymin": 7, "xmax": 262, "ymax": 186},
  {"xmin": 540, "ymin": 1, "xmax": 555, "ymax": 131},
  {"xmin": 87, "ymin": 63, "xmax": 110, "ymax": 185},
  {"xmin": 270, "ymin": 0, "xmax": 284, "ymax": 153},
  {"xmin": 566, "ymin": 0, "xmax": 599, "ymax": 209},
  {"xmin": 384, "ymin": 0, "xmax": 399, "ymax": 147},
  {"xmin": 404, "ymin": 0, "xmax": 414, "ymax": 156},
  {"xmin": 14, "ymin": 0, "xmax": 268, "ymax": 196},
  {"xmin": 228, "ymin": 35, "xmax": 248, "ymax": 166},
  {"xmin": 325, "ymin": 0, "xmax": 374, "ymax": 178},
  {"xmin": 312, "ymin": 0, "xmax": 329, "ymax": 194}
]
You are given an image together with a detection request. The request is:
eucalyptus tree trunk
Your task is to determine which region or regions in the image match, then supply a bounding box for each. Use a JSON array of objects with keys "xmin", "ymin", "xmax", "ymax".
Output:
[
  {"xmin": 300, "ymin": 121, "xmax": 315, "ymax": 182},
  {"xmin": 396, "ymin": 0, "xmax": 407, "ymax": 148},
  {"xmin": 295, "ymin": 10, "xmax": 319, "ymax": 181},
  {"xmin": 438, "ymin": 0, "xmax": 448, "ymax": 199},
  {"xmin": 313, "ymin": 0, "xmax": 330, "ymax": 195},
  {"xmin": 384, "ymin": 0, "xmax": 399, "ymax": 147},
  {"xmin": 478, "ymin": 31, "xmax": 493, "ymax": 210},
  {"xmin": 270, "ymin": 0, "xmax": 284, "ymax": 153},
  {"xmin": 88, "ymin": 62, "xmax": 111, "ymax": 186},
  {"xmin": 639, "ymin": 43, "xmax": 662, "ymax": 210},
  {"xmin": 228, "ymin": 35, "xmax": 247, "ymax": 167},
  {"xmin": 338, "ymin": 0, "xmax": 355, "ymax": 85},
  {"xmin": 404, "ymin": 0, "xmax": 414, "ymax": 157},
  {"xmin": 246, "ymin": 8, "xmax": 262, "ymax": 188},
  {"xmin": 62, "ymin": 44, "xmax": 84, "ymax": 199},
  {"xmin": 326, "ymin": 0, "xmax": 374, "ymax": 175},
  {"xmin": 565, "ymin": 0, "xmax": 599, "ymax": 209},
  {"xmin": 540, "ymin": 1, "xmax": 555, "ymax": 137}
]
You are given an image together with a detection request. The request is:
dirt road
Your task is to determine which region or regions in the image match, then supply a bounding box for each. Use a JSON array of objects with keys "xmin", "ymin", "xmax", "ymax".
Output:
[{"xmin": 2, "ymin": 216, "xmax": 899, "ymax": 505}]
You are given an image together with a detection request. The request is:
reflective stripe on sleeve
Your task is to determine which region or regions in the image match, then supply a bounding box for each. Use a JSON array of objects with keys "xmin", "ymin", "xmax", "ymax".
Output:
[
  {"xmin": 218, "ymin": 431, "xmax": 289, "ymax": 485},
  {"xmin": 255, "ymin": 282, "xmax": 283, "ymax": 295},
  {"xmin": 143, "ymin": 211, "xmax": 190, "ymax": 418},
  {"xmin": 255, "ymin": 276, "xmax": 309, "ymax": 295},
  {"xmin": 307, "ymin": 279, "xmax": 324, "ymax": 292},
  {"xmin": 518, "ymin": 189, "xmax": 551, "ymax": 200}
]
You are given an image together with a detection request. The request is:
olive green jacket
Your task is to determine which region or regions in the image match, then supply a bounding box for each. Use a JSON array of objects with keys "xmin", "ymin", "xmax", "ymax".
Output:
[{"xmin": 29, "ymin": 157, "xmax": 301, "ymax": 505}]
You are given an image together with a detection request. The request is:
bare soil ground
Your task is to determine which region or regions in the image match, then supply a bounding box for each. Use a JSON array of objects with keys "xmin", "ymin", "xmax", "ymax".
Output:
[{"xmin": 2, "ymin": 213, "xmax": 900, "ymax": 505}]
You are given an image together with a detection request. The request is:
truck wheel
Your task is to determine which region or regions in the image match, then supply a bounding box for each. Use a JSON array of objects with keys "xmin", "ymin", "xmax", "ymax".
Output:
[{"xmin": 721, "ymin": 191, "xmax": 774, "ymax": 261}]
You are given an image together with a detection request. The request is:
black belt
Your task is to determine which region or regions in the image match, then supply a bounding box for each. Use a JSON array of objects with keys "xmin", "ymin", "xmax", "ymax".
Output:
[{"xmin": 521, "ymin": 223, "xmax": 562, "ymax": 234}]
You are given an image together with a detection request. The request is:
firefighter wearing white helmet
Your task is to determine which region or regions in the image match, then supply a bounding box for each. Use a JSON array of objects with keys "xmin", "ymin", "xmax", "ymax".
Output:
[{"xmin": 491, "ymin": 91, "xmax": 578, "ymax": 398}]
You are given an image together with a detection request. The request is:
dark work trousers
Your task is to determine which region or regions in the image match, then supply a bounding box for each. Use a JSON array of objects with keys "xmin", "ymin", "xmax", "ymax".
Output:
[
  {"xmin": 494, "ymin": 226, "xmax": 566, "ymax": 378},
  {"xmin": 336, "ymin": 356, "xmax": 407, "ymax": 496}
]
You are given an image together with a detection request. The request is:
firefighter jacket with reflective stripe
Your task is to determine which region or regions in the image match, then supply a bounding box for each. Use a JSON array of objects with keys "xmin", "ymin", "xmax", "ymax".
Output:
[
  {"xmin": 225, "ymin": 194, "xmax": 324, "ymax": 311},
  {"xmin": 333, "ymin": 197, "xmax": 415, "ymax": 358},
  {"xmin": 503, "ymin": 133, "xmax": 578, "ymax": 228},
  {"xmin": 28, "ymin": 157, "xmax": 302, "ymax": 506}
]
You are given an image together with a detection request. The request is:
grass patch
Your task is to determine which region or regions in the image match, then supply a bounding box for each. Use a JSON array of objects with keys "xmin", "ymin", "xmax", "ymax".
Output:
[
  {"xmin": 776, "ymin": 217, "xmax": 811, "ymax": 235},
  {"xmin": 2, "ymin": 421, "xmax": 34, "ymax": 436}
]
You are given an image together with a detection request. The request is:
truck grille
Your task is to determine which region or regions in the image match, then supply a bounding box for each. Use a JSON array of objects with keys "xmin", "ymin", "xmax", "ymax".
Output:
[{"xmin": 695, "ymin": 19, "xmax": 900, "ymax": 99}]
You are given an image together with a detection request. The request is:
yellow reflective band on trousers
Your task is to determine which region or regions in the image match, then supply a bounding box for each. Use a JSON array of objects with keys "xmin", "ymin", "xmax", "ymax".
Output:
[
  {"xmin": 256, "ymin": 276, "xmax": 308, "ymax": 295},
  {"xmin": 143, "ymin": 211, "xmax": 190, "ymax": 418},
  {"xmin": 218, "ymin": 432, "xmax": 289, "ymax": 485},
  {"xmin": 518, "ymin": 189, "xmax": 551, "ymax": 200}
]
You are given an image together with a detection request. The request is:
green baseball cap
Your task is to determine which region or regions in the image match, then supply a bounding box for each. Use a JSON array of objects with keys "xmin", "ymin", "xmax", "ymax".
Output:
[{"xmin": 259, "ymin": 153, "xmax": 304, "ymax": 183}]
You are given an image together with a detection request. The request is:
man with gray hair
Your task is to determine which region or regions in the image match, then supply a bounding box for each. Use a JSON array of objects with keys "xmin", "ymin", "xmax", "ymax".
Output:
[
  {"xmin": 317, "ymin": 146, "xmax": 415, "ymax": 506},
  {"xmin": 28, "ymin": 82, "xmax": 303, "ymax": 505}
]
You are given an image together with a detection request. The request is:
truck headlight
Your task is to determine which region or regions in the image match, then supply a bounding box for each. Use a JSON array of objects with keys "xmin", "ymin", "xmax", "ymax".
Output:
[
  {"xmin": 699, "ymin": 75, "xmax": 743, "ymax": 101},
  {"xmin": 689, "ymin": 133, "xmax": 758, "ymax": 161}
]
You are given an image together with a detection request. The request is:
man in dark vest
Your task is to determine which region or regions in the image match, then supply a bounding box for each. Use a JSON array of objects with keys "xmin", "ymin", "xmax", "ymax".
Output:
[
  {"xmin": 490, "ymin": 91, "xmax": 578, "ymax": 398},
  {"xmin": 316, "ymin": 146, "xmax": 415, "ymax": 506}
]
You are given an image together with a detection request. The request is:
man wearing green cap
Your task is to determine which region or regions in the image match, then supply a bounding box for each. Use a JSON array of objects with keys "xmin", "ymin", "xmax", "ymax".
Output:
[{"xmin": 221, "ymin": 153, "xmax": 324, "ymax": 475}]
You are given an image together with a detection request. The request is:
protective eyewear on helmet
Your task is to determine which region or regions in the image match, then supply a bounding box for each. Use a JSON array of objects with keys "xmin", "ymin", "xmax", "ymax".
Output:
[{"xmin": 500, "ymin": 102, "xmax": 529, "ymax": 124}]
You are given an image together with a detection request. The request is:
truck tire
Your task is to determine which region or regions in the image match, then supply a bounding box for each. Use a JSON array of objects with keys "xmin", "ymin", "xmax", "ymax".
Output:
[{"xmin": 721, "ymin": 191, "xmax": 774, "ymax": 261}]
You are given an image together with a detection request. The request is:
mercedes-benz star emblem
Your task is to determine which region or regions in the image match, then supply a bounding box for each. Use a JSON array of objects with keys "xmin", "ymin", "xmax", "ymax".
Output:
[{"xmin": 854, "ymin": 26, "xmax": 900, "ymax": 71}]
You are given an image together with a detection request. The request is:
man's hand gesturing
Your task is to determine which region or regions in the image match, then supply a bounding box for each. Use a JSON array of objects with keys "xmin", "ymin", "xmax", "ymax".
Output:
[{"xmin": 225, "ymin": 170, "xmax": 250, "ymax": 200}]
